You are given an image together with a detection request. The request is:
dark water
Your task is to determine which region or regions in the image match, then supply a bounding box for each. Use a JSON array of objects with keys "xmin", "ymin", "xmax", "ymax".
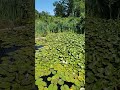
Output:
[
  {"xmin": 34, "ymin": 85, "xmax": 39, "ymax": 90},
  {"xmin": 0, "ymin": 45, "xmax": 43, "ymax": 57},
  {"xmin": 35, "ymin": 45, "xmax": 44, "ymax": 50},
  {"xmin": 0, "ymin": 46, "xmax": 23, "ymax": 57}
]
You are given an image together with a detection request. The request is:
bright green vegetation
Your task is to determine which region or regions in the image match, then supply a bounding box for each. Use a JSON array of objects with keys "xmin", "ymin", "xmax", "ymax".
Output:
[
  {"xmin": 35, "ymin": 32, "xmax": 85, "ymax": 90},
  {"xmin": 35, "ymin": 0, "xmax": 85, "ymax": 37},
  {"xmin": 35, "ymin": 16, "xmax": 84, "ymax": 37}
]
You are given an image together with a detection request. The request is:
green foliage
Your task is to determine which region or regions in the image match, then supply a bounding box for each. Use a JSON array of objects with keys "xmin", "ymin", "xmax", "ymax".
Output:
[
  {"xmin": 35, "ymin": 10, "xmax": 51, "ymax": 19},
  {"xmin": 48, "ymin": 84, "xmax": 58, "ymax": 90},
  {"xmin": 35, "ymin": 32, "xmax": 85, "ymax": 90},
  {"xmin": 61, "ymin": 85, "xmax": 69, "ymax": 90},
  {"xmin": 35, "ymin": 1, "xmax": 85, "ymax": 89},
  {"xmin": 35, "ymin": 16, "xmax": 84, "ymax": 37},
  {"xmin": 35, "ymin": 0, "xmax": 85, "ymax": 37},
  {"xmin": 0, "ymin": 26, "xmax": 34, "ymax": 89},
  {"xmin": 85, "ymin": 17, "xmax": 120, "ymax": 89}
]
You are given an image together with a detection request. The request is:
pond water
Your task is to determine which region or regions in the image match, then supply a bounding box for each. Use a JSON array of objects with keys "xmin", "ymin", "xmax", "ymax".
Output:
[{"xmin": 35, "ymin": 45, "xmax": 44, "ymax": 50}]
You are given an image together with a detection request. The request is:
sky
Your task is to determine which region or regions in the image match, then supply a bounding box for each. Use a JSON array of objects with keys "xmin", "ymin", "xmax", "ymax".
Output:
[{"xmin": 35, "ymin": 0, "xmax": 58, "ymax": 15}]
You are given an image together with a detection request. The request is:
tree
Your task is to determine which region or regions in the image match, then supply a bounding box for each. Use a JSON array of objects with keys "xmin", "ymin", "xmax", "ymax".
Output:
[
  {"xmin": 53, "ymin": 0, "xmax": 68, "ymax": 17},
  {"xmin": 53, "ymin": 0, "xmax": 85, "ymax": 17}
]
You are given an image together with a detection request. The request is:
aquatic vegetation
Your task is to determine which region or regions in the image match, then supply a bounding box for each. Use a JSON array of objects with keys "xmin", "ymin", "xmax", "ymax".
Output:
[{"xmin": 35, "ymin": 32, "xmax": 85, "ymax": 90}]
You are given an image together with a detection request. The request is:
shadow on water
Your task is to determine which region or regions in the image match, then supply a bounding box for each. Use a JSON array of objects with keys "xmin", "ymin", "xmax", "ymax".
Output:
[
  {"xmin": 33, "ymin": 85, "xmax": 39, "ymax": 90},
  {"xmin": 35, "ymin": 45, "xmax": 44, "ymax": 50},
  {"xmin": 0, "ymin": 46, "xmax": 23, "ymax": 57}
]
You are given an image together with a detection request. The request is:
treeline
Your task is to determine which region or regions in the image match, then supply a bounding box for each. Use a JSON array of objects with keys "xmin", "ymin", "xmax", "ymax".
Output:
[
  {"xmin": 36, "ymin": 0, "xmax": 85, "ymax": 18},
  {"xmin": 0, "ymin": 0, "xmax": 34, "ymax": 27},
  {"xmin": 35, "ymin": 15, "xmax": 85, "ymax": 37},
  {"xmin": 86, "ymin": 0, "xmax": 120, "ymax": 19}
]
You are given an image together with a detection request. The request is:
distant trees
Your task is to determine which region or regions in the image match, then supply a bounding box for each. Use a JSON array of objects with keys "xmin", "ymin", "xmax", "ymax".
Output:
[
  {"xmin": 53, "ymin": 0, "xmax": 85, "ymax": 17},
  {"xmin": 40, "ymin": 11, "xmax": 50, "ymax": 17},
  {"xmin": 35, "ymin": 9, "xmax": 40, "ymax": 18},
  {"xmin": 35, "ymin": 10, "xmax": 51, "ymax": 21},
  {"xmin": 86, "ymin": 0, "xmax": 120, "ymax": 19}
]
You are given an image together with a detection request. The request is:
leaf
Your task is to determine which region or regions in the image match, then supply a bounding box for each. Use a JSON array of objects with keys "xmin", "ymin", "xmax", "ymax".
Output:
[
  {"xmin": 47, "ymin": 77, "xmax": 52, "ymax": 81},
  {"xmin": 48, "ymin": 84, "xmax": 53, "ymax": 90},
  {"xmin": 64, "ymin": 85, "xmax": 70, "ymax": 90},
  {"xmin": 58, "ymin": 79, "xmax": 64, "ymax": 85},
  {"xmin": 53, "ymin": 84, "xmax": 58, "ymax": 90}
]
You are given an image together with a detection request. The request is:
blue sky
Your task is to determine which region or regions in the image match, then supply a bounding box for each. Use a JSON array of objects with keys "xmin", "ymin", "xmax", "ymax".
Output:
[{"xmin": 35, "ymin": 0, "xmax": 58, "ymax": 15}]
